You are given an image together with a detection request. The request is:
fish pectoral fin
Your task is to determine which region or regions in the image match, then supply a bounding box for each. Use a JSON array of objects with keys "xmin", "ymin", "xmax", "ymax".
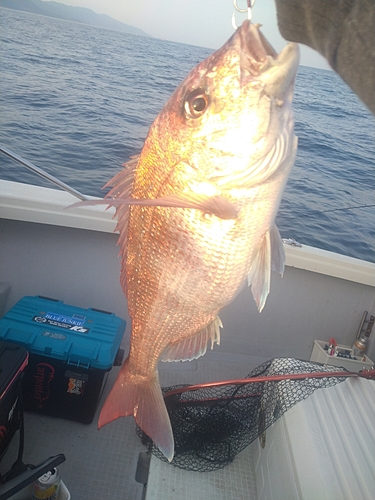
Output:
[
  {"xmin": 98, "ymin": 360, "xmax": 174, "ymax": 461},
  {"xmin": 154, "ymin": 193, "xmax": 237, "ymax": 220},
  {"xmin": 162, "ymin": 316, "xmax": 222, "ymax": 362},
  {"xmin": 247, "ymin": 224, "xmax": 285, "ymax": 312},
  {"xmin": 270, "ymin": 224, "xmax": 285, "ymax": 276},
  {"xmin": 68, "ymin": 193, "xmax": 237, "ymax": 220}
]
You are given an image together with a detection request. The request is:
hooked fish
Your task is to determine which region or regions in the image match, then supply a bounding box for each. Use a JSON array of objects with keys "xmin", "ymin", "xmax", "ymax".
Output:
[{"xmin": 95, "ymin": 21, "xmax": 299, "ymax": 461}]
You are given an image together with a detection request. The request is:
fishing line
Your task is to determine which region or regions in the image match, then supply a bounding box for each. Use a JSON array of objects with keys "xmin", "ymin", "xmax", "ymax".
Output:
[
  {"xmin": 287, "ymin": 203, "xmax": 375, "ymax": 219},
  {"xmin": 2, "ymin": 146, "xmax": 372, "ymax": 217}
]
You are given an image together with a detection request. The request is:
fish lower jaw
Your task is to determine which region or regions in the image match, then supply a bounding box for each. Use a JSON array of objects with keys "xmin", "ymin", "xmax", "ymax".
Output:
[{"xmin": 261, "ymin": 44, "xmax": 300, "ymax": 99}]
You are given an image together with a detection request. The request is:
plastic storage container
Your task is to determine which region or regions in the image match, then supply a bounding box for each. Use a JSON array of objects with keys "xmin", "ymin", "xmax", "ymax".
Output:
[
  {"xmin": 0, "ymin": 341, "xmax": 28, "ymax": 459},
  {"xmin": 8, "ymin": 480, "xmax": 70, "ymax": 500},
  {"xmin": 0, "ymin": 296, "xmax": 126, "ymax": 424},
  {"xmin": 310, "ymin": 340, "xmax": 374, "ymax": 372}
]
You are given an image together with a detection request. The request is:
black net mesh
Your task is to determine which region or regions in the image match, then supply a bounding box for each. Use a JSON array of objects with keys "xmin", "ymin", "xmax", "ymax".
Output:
[{"xmin": 137, "ymin": 358, "xmax": 349, "ymax": 472}]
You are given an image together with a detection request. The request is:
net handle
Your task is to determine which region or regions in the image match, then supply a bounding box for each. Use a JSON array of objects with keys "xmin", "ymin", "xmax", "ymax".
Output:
[{"xmin": 163, "ymin": 368, "xmax": 375, "ymax": 398}]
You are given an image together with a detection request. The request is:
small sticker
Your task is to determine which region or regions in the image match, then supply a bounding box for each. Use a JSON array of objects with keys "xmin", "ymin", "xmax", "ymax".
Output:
[
  {"xmin": 42, "ymin": 331, "xmax": 67, "ymax": 340},
  {"xmin": 67, "ymin": 378, "xmax": 85, "ymax": 396},
  {"xmin": 72, "ymin": 314, "xmax": 86, "ymax": 322}
]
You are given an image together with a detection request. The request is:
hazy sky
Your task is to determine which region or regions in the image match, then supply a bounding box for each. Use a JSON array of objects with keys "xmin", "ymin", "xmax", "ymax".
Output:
[{"xmin": 55, "ymin": 0, "xmax": 331, "ymax": 69}]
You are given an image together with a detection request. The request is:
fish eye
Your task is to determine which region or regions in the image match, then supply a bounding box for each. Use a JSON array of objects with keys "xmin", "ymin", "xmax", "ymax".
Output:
[{"xmin": 184, "ymin": 89, "xmax": 209, "ymax": 118}]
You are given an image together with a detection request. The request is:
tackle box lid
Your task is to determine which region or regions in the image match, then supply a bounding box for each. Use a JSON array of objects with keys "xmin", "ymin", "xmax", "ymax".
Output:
[
  {"xmin": 0, "ymin": 296, "xmax": 126, "ymax": 371},
  {"xmin": 0, "ymin": 341, "xmax": 28, "ymax": 399}
]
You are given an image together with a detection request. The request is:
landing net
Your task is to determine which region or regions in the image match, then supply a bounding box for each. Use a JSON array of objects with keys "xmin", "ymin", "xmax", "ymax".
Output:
[{"xmin": 137, "ymin": 358, "xmax": 349, "ymax": 472}]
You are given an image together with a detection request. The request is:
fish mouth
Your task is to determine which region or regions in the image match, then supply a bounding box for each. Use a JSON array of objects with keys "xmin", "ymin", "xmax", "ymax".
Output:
[{"xmin": 239, "ymin": 21, "xmax": 299, "ymax": 96}]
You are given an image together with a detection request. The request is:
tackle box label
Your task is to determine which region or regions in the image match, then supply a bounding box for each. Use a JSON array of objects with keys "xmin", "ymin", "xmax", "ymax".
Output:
[
  {"xmin": 45, "ymin": 312, "xmax": 85, "ymax": 326},
  {"xmin": 32, "ymin": 314, "xmax": 90, "ymax": 333}
]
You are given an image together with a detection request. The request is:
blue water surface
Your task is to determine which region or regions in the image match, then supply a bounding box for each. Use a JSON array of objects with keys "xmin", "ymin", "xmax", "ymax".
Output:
[{"xmin": 0, "ymin": 8, "xmax": 374, "ymax": 262}]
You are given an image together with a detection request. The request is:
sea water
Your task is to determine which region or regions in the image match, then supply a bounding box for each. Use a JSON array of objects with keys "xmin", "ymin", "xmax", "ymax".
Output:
[{"xmin": 0, "ymin": 8, "xmax": 374, "ymax": 262}]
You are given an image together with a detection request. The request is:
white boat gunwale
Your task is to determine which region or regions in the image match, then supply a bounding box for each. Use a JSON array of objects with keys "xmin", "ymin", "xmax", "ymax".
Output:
[{"xmin": 1, "ymin": 179, "xmax": 374, "ymax": 288}]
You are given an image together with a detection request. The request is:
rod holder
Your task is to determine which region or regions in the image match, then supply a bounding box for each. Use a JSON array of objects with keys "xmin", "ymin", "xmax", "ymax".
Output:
[{"xmin": 353, "ymin": 311, "xmax": 374, "ymax": 357}]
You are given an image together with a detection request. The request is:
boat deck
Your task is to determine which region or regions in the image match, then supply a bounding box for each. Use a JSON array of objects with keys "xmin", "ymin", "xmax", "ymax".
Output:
[
  {"xmin": 1, "ymin": 182, "xmax": 375, "ymax": 499},
  {"xmin": 1, "ymin": 348, "xmax": 261, "ymax": 500}
]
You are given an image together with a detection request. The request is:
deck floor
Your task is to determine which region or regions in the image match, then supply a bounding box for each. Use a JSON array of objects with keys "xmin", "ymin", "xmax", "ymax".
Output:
[
  {"xmin": 146, "ymin": 440, "xmax": 257, "ymax": 500},
  {"xmin": 1, "ymin": 350, "xmax": 261, "ymax": 500}
]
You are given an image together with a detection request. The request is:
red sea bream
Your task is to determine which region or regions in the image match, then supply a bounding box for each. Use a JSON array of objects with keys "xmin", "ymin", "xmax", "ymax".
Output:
[{"xmin": 93, "ymin": 21, "xmax": 299, "ymax": 461}]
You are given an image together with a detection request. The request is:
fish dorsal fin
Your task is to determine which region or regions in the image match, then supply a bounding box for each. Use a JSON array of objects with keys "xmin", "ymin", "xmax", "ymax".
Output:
[
  {"xmin": 105, "ymin": 155, "xmax": 140, "ymax": 295},
  {"xmin": 247, "ymin": 224, "xmax": 285, "ymax": 312},
  {"xmin": 104, "ymin": 155, "xmax": 140, "ymax": 232},
  {"xmin": 161, "ymin": 316, "xmax": 222, "ymax": 362}
]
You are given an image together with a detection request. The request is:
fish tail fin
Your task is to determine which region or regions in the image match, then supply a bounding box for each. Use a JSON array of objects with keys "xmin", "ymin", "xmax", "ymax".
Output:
[{"xmin": 98, "ymin": 360, "xmax": 174, "ymax": 461}]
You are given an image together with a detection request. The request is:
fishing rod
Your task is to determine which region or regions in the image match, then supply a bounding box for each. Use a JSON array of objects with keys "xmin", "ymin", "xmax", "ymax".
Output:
[{"xmin": 0, "ymin": 145, "xmax": 89, "ymax": 201}]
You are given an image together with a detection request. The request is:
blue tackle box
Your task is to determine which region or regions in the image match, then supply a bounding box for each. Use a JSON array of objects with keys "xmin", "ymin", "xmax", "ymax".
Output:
[{"xmin": 0, "ymin": 296, "xmax": 126, "ymax": 424}]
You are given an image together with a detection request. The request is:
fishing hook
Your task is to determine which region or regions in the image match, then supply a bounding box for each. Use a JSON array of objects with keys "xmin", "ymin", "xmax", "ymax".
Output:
[{"xmin": 232, "ymin": 0, "xmax": 256, "ymax": 30}]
